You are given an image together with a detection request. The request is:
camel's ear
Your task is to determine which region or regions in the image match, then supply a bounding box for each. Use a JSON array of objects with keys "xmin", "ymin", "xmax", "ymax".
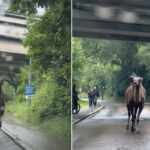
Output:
[
  {"xmin": 129, "ymin": 76, "xmax": 134, "ymax": 81},
  {"xmin": 140, "ymin": 77, "xmax": 143, "ymax": 81},
  {"xmin": 130, "ymin": 75, "xmax": 133, "ymax": 79}
]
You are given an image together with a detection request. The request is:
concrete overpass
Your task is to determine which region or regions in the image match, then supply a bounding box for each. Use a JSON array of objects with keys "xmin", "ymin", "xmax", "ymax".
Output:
[
  {"xmin": 73, "ymin": 0, "xmax": 150, "ymax": 41},
  {"xmin": 0, "ymin": 12, "xmax": 27, "ymax": 87}
]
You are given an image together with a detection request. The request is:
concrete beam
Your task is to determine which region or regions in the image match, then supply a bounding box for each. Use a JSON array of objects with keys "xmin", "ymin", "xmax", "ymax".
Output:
[
  {"xmin": 73, "ymin": 2, "xmax": 150, "ymax": 41},
  {"xmin": 74, "ymin": 0, "xmax": 150, "ymax": 9},
  {"xmin": 74, "ymin": 20, "xmax": 150, "ymax": 41}
]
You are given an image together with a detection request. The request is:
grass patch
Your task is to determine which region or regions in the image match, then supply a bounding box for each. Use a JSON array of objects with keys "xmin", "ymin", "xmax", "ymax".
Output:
[
  {"xmin": 6, "ymin": 101, "xmax": 70, "ymax": 141},
  {"xmin": 40, "ymin": 117, "xmax": 70, "ymax": 140},
  {"xmin": 6, "ymin": 101, "xmax": 31, "ymax": 122},
  {"xmin": 79, "ymin": 99, "xmax": 88, "ymax": 108}
]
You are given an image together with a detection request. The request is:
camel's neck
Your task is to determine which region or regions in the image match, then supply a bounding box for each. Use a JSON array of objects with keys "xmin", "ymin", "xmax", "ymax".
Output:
[{"xmin": 132, "ymin": 84, "xmax": 140, "ymax": 101}]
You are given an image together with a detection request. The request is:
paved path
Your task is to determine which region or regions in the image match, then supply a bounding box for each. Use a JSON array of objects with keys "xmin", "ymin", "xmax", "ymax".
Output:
[
  {"xmin": 0, "ymin": 130, "xmax": 23, "ymax": 150},
  {"xmin": 73, "ymin": 102, "xmax": 150, "ymax": 150},
  {"xmin": 73, "ymin": 100, "xmax": 102, "ymax": 123},
  {"xmin": 1, "ymin": 114, "xmax": 69, "ymax": 150}
]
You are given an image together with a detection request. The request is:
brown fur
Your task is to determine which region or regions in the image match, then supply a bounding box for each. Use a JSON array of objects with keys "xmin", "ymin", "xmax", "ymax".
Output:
[
  {"xmin": 125, "ymin": 77, "xmax": 145, "ymax": 132},
  {"xmin": 125, "ymin": 83, "xmax": 145, "ymax": 104}
]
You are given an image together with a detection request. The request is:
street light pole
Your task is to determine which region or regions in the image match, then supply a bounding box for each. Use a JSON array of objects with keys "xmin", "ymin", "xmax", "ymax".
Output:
[
  {"xmin": 28, "ymin": 57, "xmax": 32, "ymax": 86},
  {"xmin": 28, "ymin": 57, "xmax": 32, "ymax": 105}
]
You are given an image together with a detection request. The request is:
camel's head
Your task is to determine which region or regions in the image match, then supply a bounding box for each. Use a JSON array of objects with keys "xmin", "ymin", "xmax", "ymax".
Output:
[{"xmin": 130, "ymin": 76, "xmax": 143, "ymax": 87}]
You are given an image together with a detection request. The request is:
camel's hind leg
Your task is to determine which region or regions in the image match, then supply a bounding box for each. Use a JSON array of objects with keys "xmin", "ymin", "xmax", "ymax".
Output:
[{"xmin": 137, "ymin": 101, "xmax": 144, "ymax": 125}]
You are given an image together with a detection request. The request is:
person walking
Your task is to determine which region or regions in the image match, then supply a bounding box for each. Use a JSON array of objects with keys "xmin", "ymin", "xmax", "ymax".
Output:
[
  {"xmin": 93, "ymin": 86, "xmax": 100, "ymax": 107},
  {"xmin": 88, "ymin": 88, "xmax": 95, "ymax": 112},
  {"xmin": 72, "ymin": 84, "xmax": 79, "ymax": 114},
  {"xmin": 0, "ymin": 82, "xmax": 5, "ymax": 127}
]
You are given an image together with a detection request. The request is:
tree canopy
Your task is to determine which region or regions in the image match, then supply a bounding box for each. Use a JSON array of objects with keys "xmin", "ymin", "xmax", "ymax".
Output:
[{"xmin": 73, "ymin": 38, "xmax": 150, "ymax": 100}]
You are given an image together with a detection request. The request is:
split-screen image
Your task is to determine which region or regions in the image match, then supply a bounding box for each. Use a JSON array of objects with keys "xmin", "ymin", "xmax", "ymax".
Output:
[{"xmin": 0, "ymin": 0, "xmax": 149, "ymax": 150}]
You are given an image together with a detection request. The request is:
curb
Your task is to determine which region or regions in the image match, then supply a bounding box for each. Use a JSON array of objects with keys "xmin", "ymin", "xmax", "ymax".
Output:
[
  {"xmin": 73, "ymin": 105, "xmax": 105, "ymax": 125},
  {"xmin": 1, "ymin": 126, "xmax": 33, "ymax": 150}
]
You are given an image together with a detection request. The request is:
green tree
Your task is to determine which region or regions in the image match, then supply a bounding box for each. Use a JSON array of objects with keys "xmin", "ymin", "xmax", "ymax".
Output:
[{"xmin": 73, "ymin": 38, "xmax": 150, "ymax": 100}]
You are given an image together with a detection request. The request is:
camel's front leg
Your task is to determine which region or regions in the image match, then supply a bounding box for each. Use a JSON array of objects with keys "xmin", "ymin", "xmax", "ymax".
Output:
[
  {"xmin": 137, "ymin": 101, "xmax": 144, "ymax": 125},
  {"xmin": 126, "ymin": 104, "xmax": 131, "ymax": 130}
]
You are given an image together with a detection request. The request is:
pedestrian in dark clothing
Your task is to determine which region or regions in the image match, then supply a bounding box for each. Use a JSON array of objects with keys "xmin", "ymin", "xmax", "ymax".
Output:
[
  {"xmin": 72, "ymin": 84, "xmax": 79, "ymax": 112},
  {"xmin": 88, "ymin": 89, "xmax": 95, "ymax": 111},
  {"xmin": 0, "ymin": 82, "xmax": 5, "ymax": 127},
  {"xmin": 93, "ymin": 87, "xmax": 100, "ymax": 107}
]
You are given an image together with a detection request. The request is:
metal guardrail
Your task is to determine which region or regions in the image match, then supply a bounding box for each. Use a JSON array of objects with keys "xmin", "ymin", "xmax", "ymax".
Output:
[{"xmin": 5, "ymin": 12, "xmax": 26, "ymax": 19}]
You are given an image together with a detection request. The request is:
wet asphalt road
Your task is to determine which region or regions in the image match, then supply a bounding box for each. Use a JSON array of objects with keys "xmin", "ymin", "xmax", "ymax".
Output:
[
  {"xmin": 73, "ymin": 102, "xmax": 150, "ymax": 150},
  {"xmin": 0, "ymin": 130, "xmax": 23, "ymax": 150}
]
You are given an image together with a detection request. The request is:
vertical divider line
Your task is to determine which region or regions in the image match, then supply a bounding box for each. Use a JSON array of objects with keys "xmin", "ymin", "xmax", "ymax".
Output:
[{"xmin": 71, "ymin": 0, "xmax": 73, "ymax": 149}]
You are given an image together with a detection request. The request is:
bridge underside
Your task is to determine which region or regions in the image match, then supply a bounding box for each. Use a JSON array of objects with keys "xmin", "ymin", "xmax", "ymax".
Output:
[
  {"xmin": 0, "ymin": 13, "xmax": 27, "ymax": 86},
  {"xmin": 73, "ymin": 0, "xmax": 150, "ymax": 42},
  {"xmin": 0, "ymin": 50, "xmax": 27, "ymax": 87}
]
